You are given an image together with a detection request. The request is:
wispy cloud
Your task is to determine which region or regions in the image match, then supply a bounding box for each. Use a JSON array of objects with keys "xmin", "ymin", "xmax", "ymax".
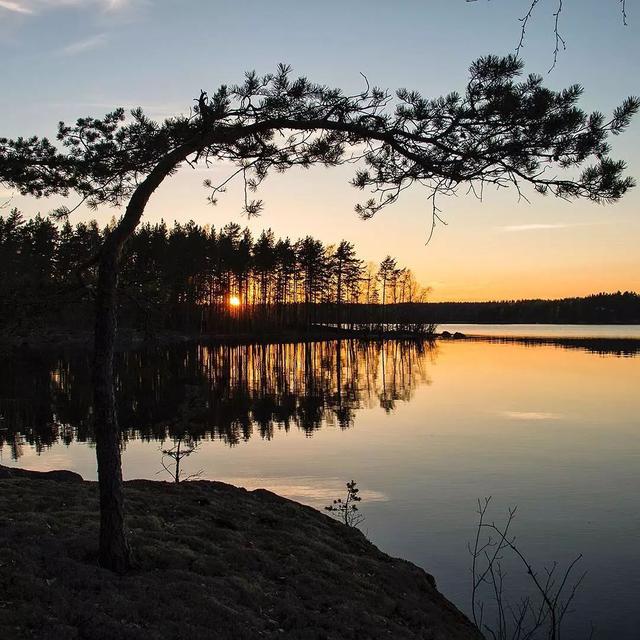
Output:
[
  {"xmin": 0, "ymin": 0, "xmax": 134, "ymax": 15},
  {"xmin": 500, "ymin": 411, "xmax": 563, "ymax": 421},
  {"xmin": 0, "ymin": 0, "xmax": 33, "ymax": 13},
  {"xmin": 60, "ymin": 33, "xmax": 107, "ymax": 55},
  {"xmin": 500, "ymin": 223, "xmax": 573, "ymax": 232},
  {"xmin": 498, "ymin": 221, "xmax": 603, "ymax": 232},
  {"xmin": 104, "ymin": 0, "xmax": 130, "ymax": 10},
  {"xmin": 45, "ymin": 100, "xmax": 189, "ymax": 120}
]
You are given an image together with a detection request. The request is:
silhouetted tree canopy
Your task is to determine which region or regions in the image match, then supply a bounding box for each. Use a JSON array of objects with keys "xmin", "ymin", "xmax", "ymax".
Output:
[{"xmin": 2, "ymin": 56, "xmax": 637, "ymax": 227}]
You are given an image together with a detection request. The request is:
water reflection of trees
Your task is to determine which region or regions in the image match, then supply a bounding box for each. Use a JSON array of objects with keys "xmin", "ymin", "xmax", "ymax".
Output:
[{"xmin": 0, "ymin": 340, "xmax": 434, "ymax": 459}]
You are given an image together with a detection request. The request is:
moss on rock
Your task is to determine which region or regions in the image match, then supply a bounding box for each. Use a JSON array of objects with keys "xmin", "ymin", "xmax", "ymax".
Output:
[{"xmin": 0, "ymin": 470, "xmax": 482, "ymax": 640}]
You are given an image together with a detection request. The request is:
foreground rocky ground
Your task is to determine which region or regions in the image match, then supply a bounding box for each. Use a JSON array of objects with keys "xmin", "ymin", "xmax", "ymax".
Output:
[{"xmin": 0, "ymin": 467, "xmax": 481, "ymax": 640}]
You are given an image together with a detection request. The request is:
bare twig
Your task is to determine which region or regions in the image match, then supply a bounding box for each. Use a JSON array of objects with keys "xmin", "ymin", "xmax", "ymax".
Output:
[
  {"xmin": 620, "ymin": 0, "xmax": 628, "ymax": 25},
  {"xmin": 516, "ymin": 0, "xmax": 542, "ymax": 57},
  {"xmin": 548, "ymin": 0, "xmax": 567, "ymax": 72},
  {"xmin": 467, "ymin": 0, "xmax": 630, "ymax": 70},
  {"xmin": 470, "ymin": 497, "xmax": 588, "ymax": 639}
]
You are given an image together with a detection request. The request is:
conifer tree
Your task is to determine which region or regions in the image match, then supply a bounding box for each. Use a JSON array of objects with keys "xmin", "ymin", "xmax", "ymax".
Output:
[{"xmin": 1, "ymin": 57, "xmax": 637, "ymax": 572}]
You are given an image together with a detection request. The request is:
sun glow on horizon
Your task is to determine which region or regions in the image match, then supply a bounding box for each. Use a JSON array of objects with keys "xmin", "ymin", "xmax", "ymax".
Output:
[{"xmin": 229, "ymin": 295, "xmax": 241, "ymax": 307}]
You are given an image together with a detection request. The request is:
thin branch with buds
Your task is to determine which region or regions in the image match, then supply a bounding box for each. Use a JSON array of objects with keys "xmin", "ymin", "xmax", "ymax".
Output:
[{"xmin": 467, "ymin": 0, "xmax": 630, "ymax": 70}]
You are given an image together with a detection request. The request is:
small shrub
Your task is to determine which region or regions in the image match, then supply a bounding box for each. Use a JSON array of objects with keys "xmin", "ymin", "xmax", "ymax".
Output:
[{"xmin": 325, "ymin": 480, "xmax": 364, "ymax": 528}]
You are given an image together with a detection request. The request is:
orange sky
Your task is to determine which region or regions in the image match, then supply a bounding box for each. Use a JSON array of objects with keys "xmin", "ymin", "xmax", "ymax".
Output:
[{"xmin": 4, "ymin": 157, "xmax": 639, "ymax": 302}]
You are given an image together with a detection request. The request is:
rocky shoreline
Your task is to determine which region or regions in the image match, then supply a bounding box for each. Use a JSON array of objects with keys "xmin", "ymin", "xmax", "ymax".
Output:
[
  {"xmin": 0, "ymin": 466, "xmax": 481, "ymax": 640},
  {"xmin": 0, "ymin": 326, "xmax": 438, "ymax": 354}
]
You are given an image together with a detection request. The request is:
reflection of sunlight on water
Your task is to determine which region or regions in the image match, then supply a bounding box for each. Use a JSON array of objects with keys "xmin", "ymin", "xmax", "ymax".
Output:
[
  {"xmin": 210, "ymin": 475, "xmax": 388, "ymax": 508},
  {"xmin": 500, "ymin": 411, "xmax": 564, "ymax": 421},
  {"xmin": 0, "ymin": 441, "xmax": 96, "ymax": 478}
]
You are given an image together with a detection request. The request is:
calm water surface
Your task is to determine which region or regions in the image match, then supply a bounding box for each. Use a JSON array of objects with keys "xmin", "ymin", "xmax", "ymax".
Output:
[{"xmin": 2, "ymin": 334, "xmax": 639, "ymax": 639}]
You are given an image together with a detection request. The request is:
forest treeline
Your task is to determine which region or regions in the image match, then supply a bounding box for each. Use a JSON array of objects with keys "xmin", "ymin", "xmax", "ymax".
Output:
[
  {"xmin": 407, "ymin": 292, "xmax": 640, "ymax": 324},
  {"xmin": 1, "ymin": 210, "xmax": 637, "ymax": 334},
  {"xmin": 307, "ymin": 292, "xmax": 640, "ymax": 326},
  {"xmin": 0, "ymin": 210, "xmax": 428, "ymax": 334}
]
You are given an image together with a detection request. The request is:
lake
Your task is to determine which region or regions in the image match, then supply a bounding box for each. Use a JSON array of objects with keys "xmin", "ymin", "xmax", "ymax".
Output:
[{"xmin": 2, "ymin": 328, "xmax": 639, "ymax": 639}]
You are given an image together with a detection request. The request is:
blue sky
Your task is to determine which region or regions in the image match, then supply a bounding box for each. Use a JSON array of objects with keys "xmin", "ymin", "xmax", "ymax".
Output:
[{"xmin": 1, "ymin": 0, "xmax": 638, "ymax": 300}]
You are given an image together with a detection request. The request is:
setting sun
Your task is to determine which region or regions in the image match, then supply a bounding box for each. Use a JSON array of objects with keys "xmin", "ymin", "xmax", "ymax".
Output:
[{"xmin": 229, "ymin": 295, "xmax": 241, "ymax": 307}]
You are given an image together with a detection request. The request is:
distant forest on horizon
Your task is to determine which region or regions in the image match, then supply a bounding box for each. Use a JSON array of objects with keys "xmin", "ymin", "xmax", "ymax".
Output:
[
  {"xmin": 384, "ymin": 291, "xmax": 640, "ymax": 325},
  {"xmin": 1, "ymin": 210, "xmax": 638, "ymax": 335}
]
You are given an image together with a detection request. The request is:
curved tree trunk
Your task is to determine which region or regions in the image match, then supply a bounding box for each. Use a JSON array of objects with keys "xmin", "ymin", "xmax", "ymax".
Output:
[
  {"xmin": 87, "ymin": 122, "xmax": 334, "ymax": 571},
  {"xmin": 89, "ymin": 126, "xmax": 276, "ymax": 572},
  {"xmin": 88, "ymin": 137, "xmax": 203, "ymax": 572},
  {"xmin": 93, "ymin": 244, "xmax": 131, "ymax": 573}
]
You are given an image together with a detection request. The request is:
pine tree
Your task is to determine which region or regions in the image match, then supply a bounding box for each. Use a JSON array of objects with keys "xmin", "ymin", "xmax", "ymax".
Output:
[{"xmin": 1, "ymin": 58, "xmax": 636, "ymax": 572}]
